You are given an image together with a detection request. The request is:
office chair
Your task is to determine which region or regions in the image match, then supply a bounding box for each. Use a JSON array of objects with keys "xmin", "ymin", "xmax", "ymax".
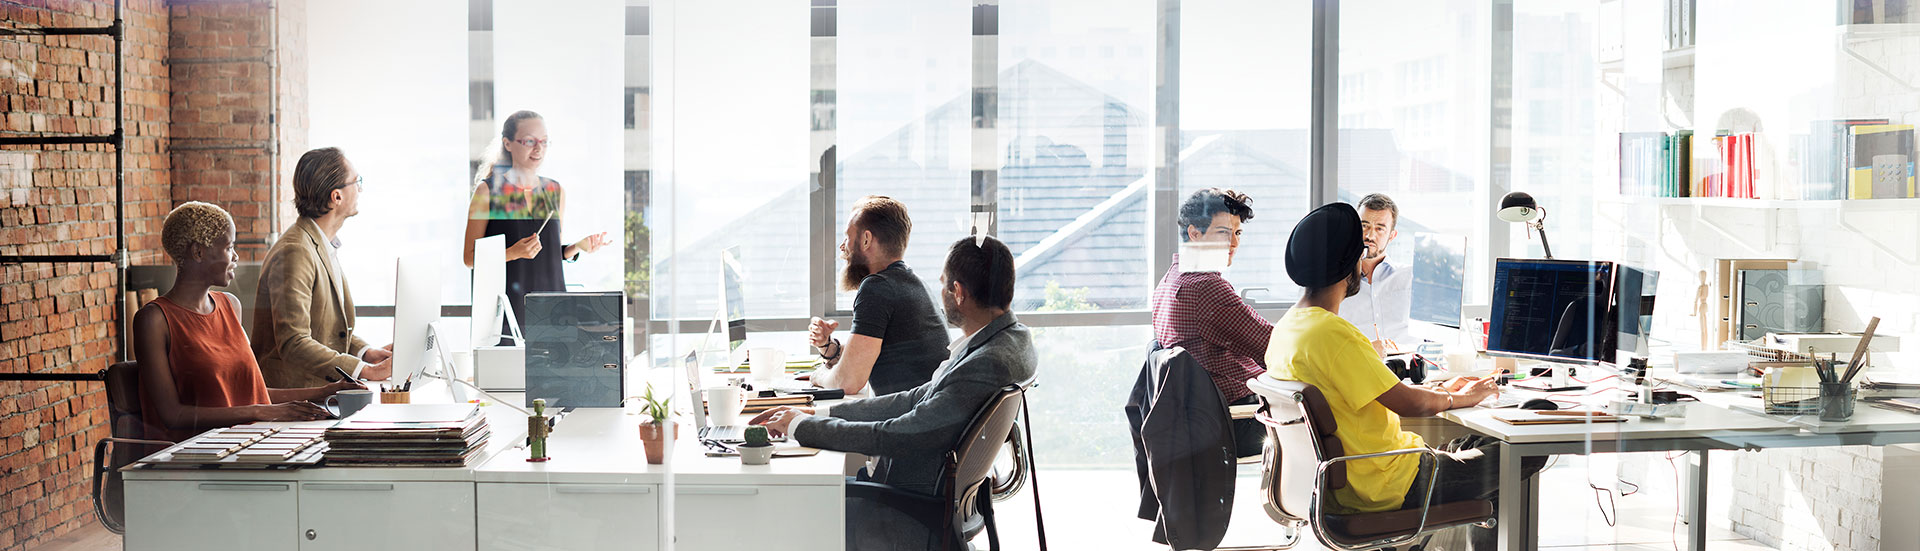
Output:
[
  {"xmin": 1244, "ymin": 376, "xmax": 1495, "ymax": 551},
  {"xmin": 845, "ymin": 382, "xmax": 1029, "ymax": 551},
  {"xmin": 91, "ymin": 361, "xmax": 173, "ymax": 534}
]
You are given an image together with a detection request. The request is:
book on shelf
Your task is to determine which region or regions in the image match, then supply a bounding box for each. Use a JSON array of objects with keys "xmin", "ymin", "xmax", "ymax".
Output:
[
  {"xmin": 1617, "ymin": 131, "xmax": 1692, "ymax": 198},
  {"xmin": 1847, "ymin": 124, "xmax": 1915, "ymax": 198}
]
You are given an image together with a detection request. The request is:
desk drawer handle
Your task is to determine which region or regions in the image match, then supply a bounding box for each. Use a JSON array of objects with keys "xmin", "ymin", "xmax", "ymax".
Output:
[
  {"xmin": 556, "ymin": 485, "xmax": 654, "ymax": 495},
  {"xmin": 302, "ymin": 483, "xmax": 395, "ymax": 492},
  {"xmin": 677, "ymin": 487, "xmax": 759, "ymax": 496},
  {"xmin": 197, "ymin": 483, "xmax": 289, "ymax": 492}
]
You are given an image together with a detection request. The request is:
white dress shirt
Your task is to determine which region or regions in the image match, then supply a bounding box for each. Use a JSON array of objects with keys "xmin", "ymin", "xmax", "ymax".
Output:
[{"xmin": 1339, "ymin": 257, "xmax": 1414, "ymax": 346}]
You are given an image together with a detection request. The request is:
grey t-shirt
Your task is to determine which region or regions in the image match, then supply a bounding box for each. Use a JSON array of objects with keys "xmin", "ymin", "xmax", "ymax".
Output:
[{"xmin": 849, "ymin": 261, "xmax": 950, "ymax": 395}]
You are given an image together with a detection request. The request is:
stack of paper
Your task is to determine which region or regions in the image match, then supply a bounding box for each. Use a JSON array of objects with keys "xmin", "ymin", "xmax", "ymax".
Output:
[{"xmin": 324, "ymin": 404, "xmax": 491, "ymax": 467}]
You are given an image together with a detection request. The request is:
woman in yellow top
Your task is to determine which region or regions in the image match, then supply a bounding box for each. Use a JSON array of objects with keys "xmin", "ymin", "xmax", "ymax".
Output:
[{"xmin": 1263, "ymin": 202, "xmax": 1539, "ymax": 551}]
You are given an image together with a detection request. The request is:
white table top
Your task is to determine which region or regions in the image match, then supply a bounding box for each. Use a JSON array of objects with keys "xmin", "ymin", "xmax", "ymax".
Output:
[
  {"xmin": 473, "ymin": 408, "xmax": 849, "ymax": 486},
  {"xmin": 1442, "ymin": 401, "xmax": 1801, "ymax": 444},
  {"xmin": 124, "ymin": 379, "xmax": 529, "ymax": 482}
]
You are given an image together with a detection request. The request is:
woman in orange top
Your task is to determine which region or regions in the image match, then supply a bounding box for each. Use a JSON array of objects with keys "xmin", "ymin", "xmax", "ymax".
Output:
[{"xmin": 134, "ymin": 202, "xmax": 361, "ymax": 441}]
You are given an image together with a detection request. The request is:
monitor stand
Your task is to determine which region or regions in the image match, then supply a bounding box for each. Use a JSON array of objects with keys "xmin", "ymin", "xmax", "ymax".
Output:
[{"xmin": 1514, "ymin": 362, "xmax": 1586, "ymax": 392}]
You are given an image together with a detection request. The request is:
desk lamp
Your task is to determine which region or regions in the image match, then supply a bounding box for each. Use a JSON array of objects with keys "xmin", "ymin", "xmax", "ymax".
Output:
[{"xmin": 1497, "ymin": 191, "xmax": 1554, "ymax": 259}]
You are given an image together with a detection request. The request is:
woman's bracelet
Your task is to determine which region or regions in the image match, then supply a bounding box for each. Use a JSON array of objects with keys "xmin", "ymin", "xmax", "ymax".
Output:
[{"xmin": 1445, "ymin": 392, "xmax": 1455, "ymax": 410}]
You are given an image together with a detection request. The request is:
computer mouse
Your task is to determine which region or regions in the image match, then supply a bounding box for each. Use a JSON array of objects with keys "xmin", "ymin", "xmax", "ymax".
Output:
[{"xmin": 1521, "ymin": 398, "xmax": 1559, "ymax": 411}]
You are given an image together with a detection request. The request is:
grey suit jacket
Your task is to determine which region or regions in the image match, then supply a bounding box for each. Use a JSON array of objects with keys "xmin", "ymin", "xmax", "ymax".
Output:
[{"xmin": 792, "ymin": 311, "xmax": 1036, "ymax": 496}]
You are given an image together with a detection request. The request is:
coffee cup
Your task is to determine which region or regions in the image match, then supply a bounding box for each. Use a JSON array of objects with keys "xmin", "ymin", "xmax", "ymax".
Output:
[
  {"xmin": 326, "ymin": 389, "xmax": 375, "ymax": 419},
  {"xmin": 707, "ymin": 386, "xmax": 746, "ymax": 426},
  {"xmin": 749, "ymin": 348, "xmax": 787, "ymax": 385}
]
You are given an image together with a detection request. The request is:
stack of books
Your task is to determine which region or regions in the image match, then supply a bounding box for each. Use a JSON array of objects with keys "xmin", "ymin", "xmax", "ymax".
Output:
[
  {"xmin": 324, "ymin": 404, "xmax": 492, "ymax": 467},
  {"xmin": 1619, "ymin": 131, "xmax": 1692, "ymax": 197}
]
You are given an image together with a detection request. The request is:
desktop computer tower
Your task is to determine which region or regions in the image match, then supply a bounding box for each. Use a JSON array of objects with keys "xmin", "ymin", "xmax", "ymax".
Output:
[{"xmin": 524, "ymin": 292, "xmax": 625, "ymax": 408}]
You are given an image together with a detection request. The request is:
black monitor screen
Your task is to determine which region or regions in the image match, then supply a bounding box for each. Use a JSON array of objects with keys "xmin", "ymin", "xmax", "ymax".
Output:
[{"xmin": 1489, "ymin": 258, "xmax": 1620, "ymax": 365}]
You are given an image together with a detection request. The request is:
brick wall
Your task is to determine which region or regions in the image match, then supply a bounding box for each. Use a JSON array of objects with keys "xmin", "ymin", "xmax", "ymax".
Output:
[
  {"xmin": 168, "ymin": 0, "xmax": 281, "ymax": 261},
  {"xmin": 0, "ymin": 0, "xmax": 171, "ymax": 549}
]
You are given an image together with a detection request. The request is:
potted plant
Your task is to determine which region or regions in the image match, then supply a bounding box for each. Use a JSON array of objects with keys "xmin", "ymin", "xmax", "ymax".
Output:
[
  {"xmin": 636, "ymin": 385, "xmax": 674, "ymax": 465},
  {"xmin": 739, "ymin": 425, "xmax": 775, "ymax": 465}
]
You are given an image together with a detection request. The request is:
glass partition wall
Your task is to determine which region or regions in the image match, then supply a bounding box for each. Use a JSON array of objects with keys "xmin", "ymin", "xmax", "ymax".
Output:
[{"xmin": 291, "ymin": 1, "xmax": 1920, "ymax": 549}]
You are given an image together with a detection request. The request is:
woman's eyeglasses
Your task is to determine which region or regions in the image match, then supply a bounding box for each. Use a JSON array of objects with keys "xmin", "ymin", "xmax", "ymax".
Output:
[{"xmin": 514, "ymin": 137, "xmax": 552, "ymax": 149}]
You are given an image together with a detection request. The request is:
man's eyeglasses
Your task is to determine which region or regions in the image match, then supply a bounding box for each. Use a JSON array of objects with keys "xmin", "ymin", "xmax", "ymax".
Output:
[
  {"xmin": 700, "ymin": 438, "xmax": 736, "ymax": 455},
  {"xmin": 514, "ymin": 137, "xmax": 552, "ymax": 149},
  {"xmin": 335, "ymin": 177, "xmax": 363, "ymax": 192}
]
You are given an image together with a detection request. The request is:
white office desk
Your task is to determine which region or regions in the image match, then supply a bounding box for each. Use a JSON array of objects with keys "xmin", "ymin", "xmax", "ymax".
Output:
[
  {"xmin": 1440, "ymin": 392, "xmax": 1803, "ymax": 551},
  {"xmin": 472, "ymin": 408, "xmax": 846, "ymax": 551},
  {"xmin": 122, "ymin": 386, "xmax": 848, "ymax": 551},
  {"xmin": 122, "ymin": 382, "xmax": 527, "ymax": 551}
]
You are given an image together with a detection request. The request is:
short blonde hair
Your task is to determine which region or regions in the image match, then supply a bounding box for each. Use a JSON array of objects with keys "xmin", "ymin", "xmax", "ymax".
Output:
[{"xmin": 161, "ymin": 201, "xmax": 234, "ymax": 263}]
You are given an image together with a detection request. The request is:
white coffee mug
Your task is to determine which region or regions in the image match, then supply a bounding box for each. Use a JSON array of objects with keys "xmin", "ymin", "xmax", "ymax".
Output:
[
  {"xmin": 707, "ymin": 386, "xmax": 746, "ymax": 426},
  {"xmin": 749, "ymin": 348, "xmax": 787, "ymax": 385}
]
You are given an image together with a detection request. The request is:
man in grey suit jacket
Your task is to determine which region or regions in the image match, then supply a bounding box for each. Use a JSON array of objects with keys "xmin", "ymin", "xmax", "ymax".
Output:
[{"xmin": 753, "ymin": 235, "xmax": 1037, "ymax": 550}]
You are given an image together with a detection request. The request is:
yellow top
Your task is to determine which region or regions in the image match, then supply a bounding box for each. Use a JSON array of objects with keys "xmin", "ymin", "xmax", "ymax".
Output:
[{"xmin": 1264, "ymin": 306, "xmax": 1424, "ymax": 513}]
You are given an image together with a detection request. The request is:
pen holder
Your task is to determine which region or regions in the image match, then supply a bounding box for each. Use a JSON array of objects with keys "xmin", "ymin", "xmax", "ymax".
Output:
[
  {"xmin": 380, "ymin": 391, "xmax": 411, "ymax": 404},
  {"xmin": 1819, "ymin": 381, "xmax": 1855, "ymax": 422}
]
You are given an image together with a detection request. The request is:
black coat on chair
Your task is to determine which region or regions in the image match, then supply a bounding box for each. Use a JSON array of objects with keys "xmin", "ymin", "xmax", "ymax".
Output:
[{"xmin": 1126, "ymin": 346, "xmax": 1236, "ymax": 550}]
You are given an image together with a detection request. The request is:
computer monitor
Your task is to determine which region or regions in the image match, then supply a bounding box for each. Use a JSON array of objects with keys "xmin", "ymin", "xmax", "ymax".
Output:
[
  {"xmin": 392, "ymin": 256, "xmax": 442, "ymax": 383},
  {"xmin": 720, "ymin": 245, "xmax": 747, "ymax": 352},
  {"xmin": 1615, "ymin": 264, "xmax": 1659, "ymax": 357},
  {"xmin": 471, "ymin": 234, "xmax": 513, "ymax": 347},
  {"xmin": 1488, "ymin": 258, "xmax": 1621, "ymax": 366},
  {"xmin": 1411, "ymin": 232, "xmax": 1467, "ymax": 328}
]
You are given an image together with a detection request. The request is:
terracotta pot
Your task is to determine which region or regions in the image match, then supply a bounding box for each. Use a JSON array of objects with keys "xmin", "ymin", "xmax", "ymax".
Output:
[{"xmin": 638, "ymin": 421, "xmax": 676, "ymax": 465}]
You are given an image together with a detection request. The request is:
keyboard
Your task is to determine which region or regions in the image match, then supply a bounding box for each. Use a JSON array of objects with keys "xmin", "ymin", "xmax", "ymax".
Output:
[
  {"xmin": 1481, "ymin": 393, "xmax": 1529, "ymax": 409},
  {"xmin": 698, "ymin": 425, "xmax": 788, "ymax": 443}
]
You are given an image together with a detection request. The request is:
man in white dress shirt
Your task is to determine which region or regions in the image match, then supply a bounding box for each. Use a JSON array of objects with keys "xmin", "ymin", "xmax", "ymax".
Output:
[{"xmin": 1339, "ymin": 193, "xmax": 1413, "ymax": 356}]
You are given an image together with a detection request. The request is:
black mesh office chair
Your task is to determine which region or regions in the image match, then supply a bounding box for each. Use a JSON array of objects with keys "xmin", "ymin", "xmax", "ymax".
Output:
[{"xmin": 91, "ymin": 361, "xmax": 172, "ymax": 534}]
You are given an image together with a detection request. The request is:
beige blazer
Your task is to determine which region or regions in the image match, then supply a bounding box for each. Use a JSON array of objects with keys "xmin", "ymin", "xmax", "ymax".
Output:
[{"xmin": 251, "ymin": 217, "xmax": 369, "ymax": 388}]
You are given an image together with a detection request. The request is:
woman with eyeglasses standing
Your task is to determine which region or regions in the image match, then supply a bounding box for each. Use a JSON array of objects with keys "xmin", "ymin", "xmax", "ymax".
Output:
[{"xmin": 462, "ymin": 110, "xmax": 611, "ymax": 341}]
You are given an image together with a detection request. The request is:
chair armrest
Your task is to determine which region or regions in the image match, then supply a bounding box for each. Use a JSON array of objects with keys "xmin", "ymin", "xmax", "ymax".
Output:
[
  {"xmin": 1312, "ymin": 447, "xmax": 1447, "ymax": 547},
  {"xmin": 1228, "ymin": 403, "xmax": 1260, "ymax": 420}
]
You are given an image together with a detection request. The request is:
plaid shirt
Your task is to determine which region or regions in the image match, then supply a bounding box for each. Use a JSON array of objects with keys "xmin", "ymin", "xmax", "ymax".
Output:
[{"xmin": 1151, "ymin": 255, "xmax": 1274, "ymax": 402}]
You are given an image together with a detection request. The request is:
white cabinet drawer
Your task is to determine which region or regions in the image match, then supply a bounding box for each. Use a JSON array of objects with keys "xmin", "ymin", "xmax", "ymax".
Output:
[
  {"xmin": 125, "ymin": 480, "xmax": 300, "ymax": 551},
  {"xmin": 477, "ymin": 482, "xmax": 661, "ymax": 551},
  {"xmin": 297, "ymin": 481, "xmax": 475, "ymax": 551},
  {"xmin": 673, "ymin": 485, "xmax": 841, "ymax": 551}
]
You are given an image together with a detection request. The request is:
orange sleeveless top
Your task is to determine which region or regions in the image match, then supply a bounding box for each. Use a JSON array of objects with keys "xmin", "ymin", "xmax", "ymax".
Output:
[{"xmin": 143, "ymin": 295, "xmax": 274, "ymax": 441}]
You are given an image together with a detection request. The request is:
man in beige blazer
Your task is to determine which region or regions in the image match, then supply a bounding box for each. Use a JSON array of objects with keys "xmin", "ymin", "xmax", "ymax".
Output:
[{"xmin": 253, "ymin": 147, "xmax": 394, "ymax": 388}]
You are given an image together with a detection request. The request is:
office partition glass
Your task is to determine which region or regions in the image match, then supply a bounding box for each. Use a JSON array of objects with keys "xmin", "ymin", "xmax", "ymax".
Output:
[
  {"xmin": 1177, "ymin": 0, "xmax": 1313, "ymax": 304},
  {"xmin": 1338, "ymin": 0, "xmax": 1492, "ymax": 304},
  {"xmin": 650, "ymin": 0, "xmax": 811, "ymax": 323},
  {"xmin": 997, "ymin": 0, "xmax": 1156, "ymax": 312},
  {"xmin": 308, "ymin": 0, "xmax": 474, "ymax": 344},
  {"xmin": 830, "ymin": 0, "xmax": 974, "ymax": 311}
]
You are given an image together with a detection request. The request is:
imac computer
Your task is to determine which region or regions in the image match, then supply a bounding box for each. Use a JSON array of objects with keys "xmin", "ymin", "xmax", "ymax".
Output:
[
  {"xmin": 471, "ymin": 234, "xmax": 526, "ymax": 391},
  {"xmin": 393, "ymin": 257, "xmax": 446, "ymax": 384},
  {"xmin": 1411, "ymin": 232, "xmax": 1468, "ymax": 343},
  {"xmin": 1488, "ymin": 258, "xmax": 1656, "ymax": 371},
  {"xmin": 699, "ymin": 246, "xmax": 749, "ymax": 367},
  {"xmin": 471, "ymin": 234, "xmax": 521, "ymax": 347}
]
